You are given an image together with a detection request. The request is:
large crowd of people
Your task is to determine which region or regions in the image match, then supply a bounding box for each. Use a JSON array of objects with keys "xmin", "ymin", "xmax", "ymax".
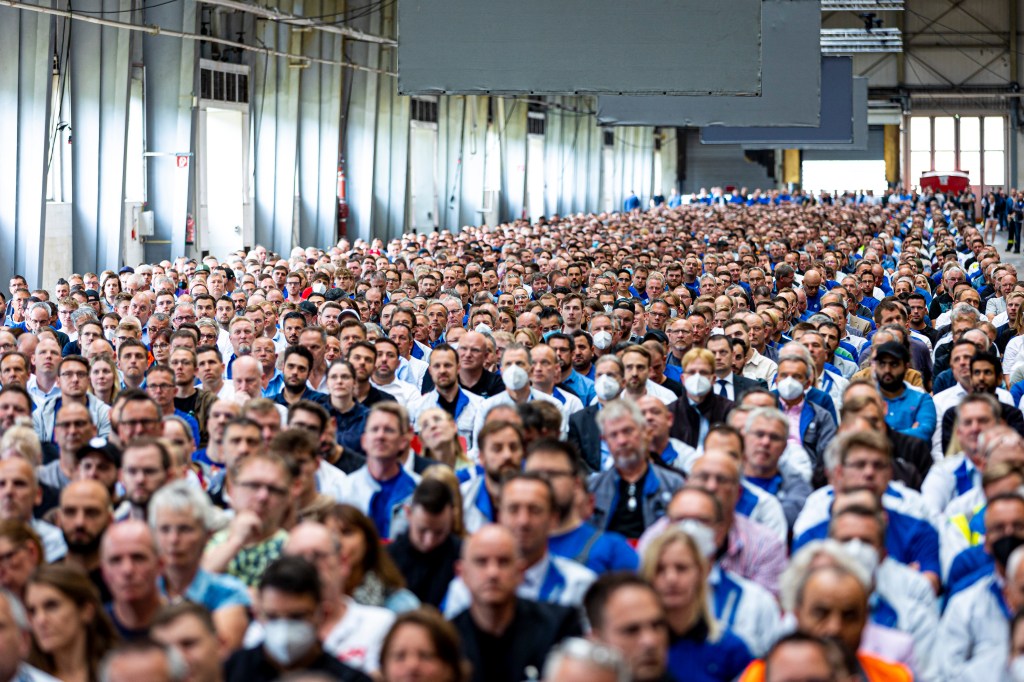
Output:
[{"xmin": 0, "ymin": 185, "xmax": 1022, "ymax": 682}]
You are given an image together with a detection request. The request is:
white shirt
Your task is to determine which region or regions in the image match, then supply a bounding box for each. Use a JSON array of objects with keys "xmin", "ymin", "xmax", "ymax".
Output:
[
  {"xmin": 323, "ymin": 599, "xmax": 396, "ymax": 673},
  {"xmin": 931, "ymin": 384, "xmax": 1014, "ymax": 461},
  {"xmin": 743, "ymin": 350, "xmax": 778, "ymax": 383},
  {"xmin": 372, "ymin": 378, "xmax": 421, "ymax": 405},
  {"xmin": 875, "ymin": 557, "xmax": 941, "ymax": 681},
  {"xmin": 934, "ymin": 574, "xmax": 1010, "ymax": 680}
]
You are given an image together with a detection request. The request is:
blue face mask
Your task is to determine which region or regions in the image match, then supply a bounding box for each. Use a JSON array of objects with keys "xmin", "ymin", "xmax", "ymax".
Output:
[{"xmin": 543, "ymin": 330, "xmax": 557, "ymax": 342}]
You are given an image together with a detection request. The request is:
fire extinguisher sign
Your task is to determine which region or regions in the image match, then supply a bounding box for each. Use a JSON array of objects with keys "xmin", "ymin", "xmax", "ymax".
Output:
[{"xmin": 176, "ymin": 155, "xmax": 189, "ymax": 169}]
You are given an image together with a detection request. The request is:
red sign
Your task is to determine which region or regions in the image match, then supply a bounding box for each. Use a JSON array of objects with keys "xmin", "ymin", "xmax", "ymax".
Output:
[{"xmin": 176, "ymin": 155, "xmax": 189, "ymax": 169}]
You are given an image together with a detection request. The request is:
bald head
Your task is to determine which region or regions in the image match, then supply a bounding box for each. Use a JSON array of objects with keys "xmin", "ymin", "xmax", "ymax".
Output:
[{"xmin": 230, "ymin": 355, "xmax": 262, "ymax": 399}]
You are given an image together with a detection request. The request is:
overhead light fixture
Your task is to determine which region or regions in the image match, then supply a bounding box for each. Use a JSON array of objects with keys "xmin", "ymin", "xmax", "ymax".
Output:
[
  {"xmin": 820, "ymin": 28, "xmax": 903, "ymax": 53},
  {"xmin": 820, "ymin": 0, "xmax": 903, "ymax": 10}
]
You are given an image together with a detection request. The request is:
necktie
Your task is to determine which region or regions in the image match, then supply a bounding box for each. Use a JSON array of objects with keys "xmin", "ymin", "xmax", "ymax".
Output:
[{"xmin": 717, "ymin": 379, "xmax": 728, "ymax": 398}]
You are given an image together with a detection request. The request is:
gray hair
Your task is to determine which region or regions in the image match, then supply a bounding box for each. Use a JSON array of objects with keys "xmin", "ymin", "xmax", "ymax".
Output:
[
  {"xmin": 542, "ymin": 638, "xmax": 630, "ymax": 682},
  {"xmin": 148, "ymin": 479, "xmax": 225, "ymax": 534},
  {"xmin": 744, "ymin": 406, "xmax": 789, "ymax": 435},
  {"xmin": 777, "ymin": 343, "xmax": 815, "ymax": 381},
  {"xmin": 779, "ymin": 540, "xmax": 871, "ymax": 613},
  {"xmin": 71, "ymin": 308, "xmax": 98, "ymax": 326},
  {"xmin": 950, "ymin": 303, "xmax": 983, "ymax": 325},
  {"xmin": 595, "ymin": 398, "xmax": 645, "ymax": 435}
]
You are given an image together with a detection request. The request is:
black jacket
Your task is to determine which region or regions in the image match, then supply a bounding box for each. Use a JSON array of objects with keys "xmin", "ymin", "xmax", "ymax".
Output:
[
  {"xmin": 669, "ymin": 394, "xmax": 735, "ymax": 448},
  {"xmin": 452, "ymin": 598, "xmax": 583, "ymax": 682},
  {"xmin": 888, "ymin": 426, "xmax": 932, "ymax": 490},
  {"xmin": 732, "ymin": 374, "xmax": 763, "ymax": 402},
  {"xmin": 941, "ymin": 400, "xmax": 1024, "ymax": 454},
  {"xmin": 567, "ymin": 404, "xmax": 602, "ymax": 472},
  {"xmin": 224, "ymin": 646, "xmax": 370, "ymax": 682},
  {"xmin": 387, "ymin": 532, "xmax": 461, "ymax": 607}
]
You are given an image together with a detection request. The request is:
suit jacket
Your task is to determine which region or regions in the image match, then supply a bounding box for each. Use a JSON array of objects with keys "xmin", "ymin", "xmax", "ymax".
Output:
[
  {"xmin": 568, "ymin": 404, "xmax": 602, "ymax": 472},
  {"xmin": 669, "ymin": 393, "xmax": 735, "ymax": 448},
  {"xmin": 732, "ymin": 374, "xmax": 762, "ymax": 402},
  {"xmin": 452, "ymin": 598, "xmax": 583, "ymax": 682}
]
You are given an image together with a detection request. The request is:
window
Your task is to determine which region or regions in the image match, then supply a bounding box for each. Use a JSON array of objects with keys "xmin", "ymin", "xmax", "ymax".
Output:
[{"xmin": 907, "ymin": 115, "xmax": 1006, "ymax": 190}]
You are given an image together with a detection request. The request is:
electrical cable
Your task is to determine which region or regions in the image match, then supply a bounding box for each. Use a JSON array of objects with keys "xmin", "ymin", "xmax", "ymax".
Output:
[{"xmin": 73, "ymin": 0, "xmax": 177, "ymax": 14}]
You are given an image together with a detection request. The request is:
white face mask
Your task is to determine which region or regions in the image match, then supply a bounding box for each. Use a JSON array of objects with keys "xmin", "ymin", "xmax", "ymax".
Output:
[
  {"xmin": 777, "ymin": 376, "xmax": 805, "ymax": 401},
  {"xmin": 593, "ymin": 331, "xmax": 613, "ymax": 350},
  {"xmin": 684, "ymin": 373, "xmax": 712, "ymax": 398},
  {"xmin": 676, "ymin": 519, "xmax": 717, "ymax": 558},
  {"xmin": 474, "ymin": 322, "xmax": 492, "ymax": 334},
  {"xmin": 503, "ymin": 364, "xmax": 530, "ymax": 391},
  {"xmin": 594, "ymin": 374, "xmax": 621, "ymax": 401},
  {"xmin": 842, "ymin": 538, "xmax": 880, "ymax": 577},
  {"xmin": 263, "ymin": 619, "xmax": 317, "ymax": 666}
]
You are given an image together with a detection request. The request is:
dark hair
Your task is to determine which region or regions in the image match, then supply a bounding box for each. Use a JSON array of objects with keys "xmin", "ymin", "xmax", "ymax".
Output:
[
  {"xmin": 379, "ymin": 608, "xmax": 469, "ymax": 682},
  {"xmin": 321, "ymin": 504, "xmax": 407, "ymax": 594},
  {"xmin": 525, "ymin": 438, "xmax": 584, "ymax": 476},
  {"xmin": 410, "ymin": 479, "xmax": 455, "ymax": 515},
  {"xmin": 282, "ymin": 311, "xmax": 307, "ymax": 326},
  {"xmin": 28, "ymin": 565, "xmax": 120, "ymax": 680},
  {"xmin": 499, "ymin": 471, "xmax": 556, "ymax": 512},
  {"xmin": 282, "ymin": 344, "xmax": 315, "ymax": 370},
  {"xmin": 288, "ymin": 400, "xmax": 330, "ymax": 432},
  {"xmin": 347, "ymin": 339, "xmax": 377, "ymax": 360},
  {"xmin": 0, "ymin": 384, "xmax": 32, "ymax": 410},
  {"xmin": 268, "ymin": 429, "xmax": 320, "ymax": 470},
  {"xmin": 430, "ymin": 342, "xmax": 459, "ymax": 363},
  {"xmin": 970, "ymin": 350, "xmax": 1003, "ymax": 378},
  {"xmin": 477, "ymin": 419, "xmax": 525, "ymax": 454},
  {"xmin": 259, "ymin": 555, "xmax": 321, "ymax": 602},
  {"xmin": 583, "ymin": 572, "xmax": 658, "ymax": 634},
  {"xmin": 117, "ymin": 338, "xmax": 147, "ymax": 358},
  {"xmin": 195, "ymin": 344, "xmax": 223, "ymax": 362}
]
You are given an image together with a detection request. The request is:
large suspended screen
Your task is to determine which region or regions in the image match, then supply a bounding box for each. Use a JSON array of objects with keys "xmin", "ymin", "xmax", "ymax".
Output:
[
  {"xmin": 398, "ymin": 0, "xmax": 763, "ymax": 96},
  {"xmin": 596, "ymin": 0, "xmax": 821, "ymax": 127},
  {"xmin": 700, "ymin": 58, "xmax": 854, "ymax": 145}
]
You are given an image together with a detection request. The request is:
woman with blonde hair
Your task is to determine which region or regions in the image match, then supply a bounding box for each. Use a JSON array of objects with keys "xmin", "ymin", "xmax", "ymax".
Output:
[
  {"xmin": 513, "ymin": 327, "xmax": 539, "ymax": 349},
  {"xmin": 641, "ymin": 526, "xmax": 751, "ymax": 682},
  {"xmin": 0, "ymin": 424, "xmax": 43, "ymax": 466}
]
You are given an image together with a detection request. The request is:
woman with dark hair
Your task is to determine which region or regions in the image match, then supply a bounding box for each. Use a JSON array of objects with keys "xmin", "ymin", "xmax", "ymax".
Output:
[
  {"xmin": 326, "ymin": 359, "xmax": 369, "ymax": 457},
  {"xmin": 322, "ymin": 504, "xmax": 420, "ymax": 613},
  {"xmin": 379, "ymin": 608, "xmax": 469, "ymax": 682},
  {"xmin": 149, "ymin": 327, "xmax": 172, "ymax": 367},
  {"xmin": 25, "ymin": 564, "xmax": 119, "ymax": 682}
]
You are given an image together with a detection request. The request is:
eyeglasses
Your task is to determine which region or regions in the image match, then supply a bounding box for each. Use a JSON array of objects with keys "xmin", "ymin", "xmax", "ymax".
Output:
[
  {"xmin": 147, "ymin": 383, "xmax": 175, "ymax": 391},
  {"xmin": 59, "ymin": 370, "xmax": 88, "ymax": 379},
  {"xmin": 121, "ymin": 418, "xmax": 160, "ymax": 428}
]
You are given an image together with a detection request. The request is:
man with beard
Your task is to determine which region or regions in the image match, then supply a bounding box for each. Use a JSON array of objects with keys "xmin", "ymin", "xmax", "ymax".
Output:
[
  {"xmin": 407, "ymin": 344, "xmax": 483, "ymax": 450},
  {"xmin": 270, "ymin": 345, "xmax": 329, "ymax": 408},
  {"xmin": 146, "ymin": 365, "xmax": 200, "ymax": 446},
  {"xmin": 524, "ymin": 439, "xmax": 638, "ymax": 573},
  {"xmin": 547, "ymin": 333, "xmax": 596, "ymax": 407},
  {"xmin": 58, "ymin": 478, "xmax": 114, "ymax": 601},
  {"xmin": 938, "ymin": 353, "xmax": 1024, "ymax": 459},
  {"xmin": 461, "ymin": 420, "xmax": 526, "ymax": 533},
  {"xmin": 299, "ymin": 327, "xmax": 329, "ymax": 392},
  {"xmin": 871, "ymin": 341, "xmax": 936, "ymax": 442},
  {"xmin": 281, "ymin": 311, "xmax": 306, "ymax": 348},
  {"xmin": 590, "ymin": 400, "xmax": 684, "ymax": 540},
  {"xmin": 420, "ymin": 331, "xmax": 505, "ymax": 398},
  {"xmin": 371, "ymin": 338, "xmax": 420, "ymax": 404}
]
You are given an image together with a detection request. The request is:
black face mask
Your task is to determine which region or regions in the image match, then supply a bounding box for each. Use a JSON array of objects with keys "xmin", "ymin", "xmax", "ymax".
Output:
[{"xmin": 991, "ymin": 535, "xmax": 1024, "ymax": 568}]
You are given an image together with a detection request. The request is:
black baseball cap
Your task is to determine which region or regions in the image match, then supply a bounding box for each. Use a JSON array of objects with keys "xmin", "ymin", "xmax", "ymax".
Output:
[
  {"xmin": 873, "ymin": 340, "xmax": 910, "ymax": 363},
  {"xmin": 74, "ymin": 437, "xmax": 122, "ymax": 468}
]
